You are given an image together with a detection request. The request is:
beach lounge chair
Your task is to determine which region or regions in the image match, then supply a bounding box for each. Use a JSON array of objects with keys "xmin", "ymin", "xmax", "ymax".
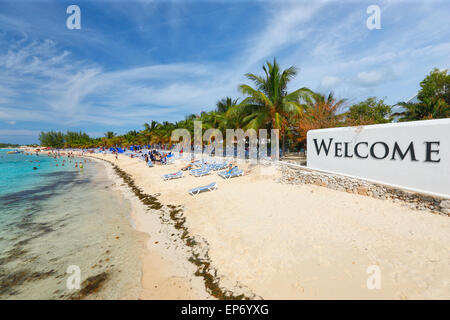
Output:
[
  {"xmin": 211, "ymin": 162, "xmax": 228, "ymax": 171},
  {"xmin": 191, "ymin": 168, "xmax": 211, "ymax": 177},
  {"xmin": 162, "ymin": 171, "xmax": 183, "ymax": 181},
  {"xmin": 192, "ymin": 160, "xmax": 204, "ymax": 167},
  {"xmin": 189, "ymin": 163, "xmax": 210, "ymax": 174},
  {"xmin": 218, "ymin": 167, "xmax": 244, "ymax": 179},
  {"xmin": 188, "ymin": 182, "xmax": 217, "ymax": 196},
  {"xmin": 148, "ymin": 161, "xmax": 153, "ymax": 167}
]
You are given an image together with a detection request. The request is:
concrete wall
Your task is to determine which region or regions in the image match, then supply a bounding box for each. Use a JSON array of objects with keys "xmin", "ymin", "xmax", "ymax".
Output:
[{"xmin": 306, "ymin": 119, "xmax": 450, "ymax": 198}]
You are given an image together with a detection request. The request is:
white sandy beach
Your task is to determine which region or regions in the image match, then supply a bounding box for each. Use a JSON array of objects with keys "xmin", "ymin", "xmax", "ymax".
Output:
[{"xmin": 89, "ymin": 152, "xmax": 450, "ymax": 300}]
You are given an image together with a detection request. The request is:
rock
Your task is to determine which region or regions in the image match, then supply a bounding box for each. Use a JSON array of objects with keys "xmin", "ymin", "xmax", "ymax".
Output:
[
  {"xmin": 440, "ymin": 200, "xmax": 450, "ymax": 209},
  {"xmin": 442, "ymin": 208, "xmax": 450, "ymax": 215},
  {"xmin": 328, "ymin": 183, "xmax": 337, "ymax": 190},
  {"xmin": 357, "ymin": 186, "xmax": 368, "ymax": 196}
]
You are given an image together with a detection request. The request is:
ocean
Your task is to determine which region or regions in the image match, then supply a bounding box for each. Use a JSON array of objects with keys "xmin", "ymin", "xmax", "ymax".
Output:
[{"xmin": 0, "ymin": 149, "xmax": 145, "ymax": 299}]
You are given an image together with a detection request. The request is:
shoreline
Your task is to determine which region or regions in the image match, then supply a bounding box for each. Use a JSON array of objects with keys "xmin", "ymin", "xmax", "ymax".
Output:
[
  {"xmin": 0, "ymin": 152, "xmax": 145, "ymax": 300},
  {"xmin": 84, "ymin": 152, "xmax": 450, "ymax": 299},
  {"xmin": 90, "ymin": 155, "xmax": 255, "ymax": 299}
]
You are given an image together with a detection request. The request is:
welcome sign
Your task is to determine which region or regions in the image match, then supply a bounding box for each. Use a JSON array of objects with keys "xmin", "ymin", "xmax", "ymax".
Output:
[{"xmin": 306, "ymin": 119, "xmax": 450, "ymax": 198}]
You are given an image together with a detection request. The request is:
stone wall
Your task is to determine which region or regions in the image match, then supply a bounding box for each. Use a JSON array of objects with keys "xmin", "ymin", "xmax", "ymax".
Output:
[{"xmin": 279, "ymin": 163, "xmax": 450, "ymax": 216}]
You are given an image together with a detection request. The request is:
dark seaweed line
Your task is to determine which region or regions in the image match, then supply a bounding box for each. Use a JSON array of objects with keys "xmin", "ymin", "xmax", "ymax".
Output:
[{"xmin": 91, "ymin": 156, "xmax": 258, "ymax": 300}]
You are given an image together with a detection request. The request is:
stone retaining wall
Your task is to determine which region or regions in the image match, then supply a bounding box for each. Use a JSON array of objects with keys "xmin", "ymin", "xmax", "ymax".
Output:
[{"xmin": 279, "ymin": 163, "xmax": 450, "ymax": 216}]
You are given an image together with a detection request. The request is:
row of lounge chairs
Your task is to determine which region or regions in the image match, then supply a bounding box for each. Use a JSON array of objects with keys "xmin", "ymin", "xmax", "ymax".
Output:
[
  {"xmin": 162, "ymin": 166, "xmax": 244, "ymax": 180},
  {"xmin": 160, "ymin": 161, "xmax": 244, "ymax": 195}
]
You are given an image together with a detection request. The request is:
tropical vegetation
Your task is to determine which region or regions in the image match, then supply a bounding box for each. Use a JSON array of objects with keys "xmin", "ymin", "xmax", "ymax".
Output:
[
  {"xmin": 38, "ymin": 61, "xmax": 449, "ymax": 152},
  {"xmin": 396, "ymin": 68, "xmax": 450, "ymax": 121},
  {"xmin": 0, "ymin": 143, "xmax": 20, "ymax": 148}
]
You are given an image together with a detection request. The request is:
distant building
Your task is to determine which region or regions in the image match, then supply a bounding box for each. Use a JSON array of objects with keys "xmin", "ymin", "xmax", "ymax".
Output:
[{"xmin": 391, "ymin": 94, "xmax": 419, "ymax": 122}]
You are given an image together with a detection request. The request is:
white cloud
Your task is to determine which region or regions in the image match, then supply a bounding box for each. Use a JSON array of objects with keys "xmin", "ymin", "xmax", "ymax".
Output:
[
  {"xmin": 356, "ymin": 71, "xmax": 384, "ymax": 87},
  {"xmin": 0, "ymin": 0, "xmax": 449, "ymax": 138},
  {"xmin": 320, "ymin": 76, "xmax": 340, "ymax": 89}
]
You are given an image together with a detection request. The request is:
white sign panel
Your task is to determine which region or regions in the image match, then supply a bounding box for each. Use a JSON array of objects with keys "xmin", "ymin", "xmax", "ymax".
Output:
[{"xmin": 307, "ymin": 119, "xmax": 450, "ymax": 198}]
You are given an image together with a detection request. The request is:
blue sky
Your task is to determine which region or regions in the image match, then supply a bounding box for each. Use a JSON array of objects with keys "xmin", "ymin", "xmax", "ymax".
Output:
[{"xmin": 0, "ymin": 0, "xmax": 449, "ymax": 144}]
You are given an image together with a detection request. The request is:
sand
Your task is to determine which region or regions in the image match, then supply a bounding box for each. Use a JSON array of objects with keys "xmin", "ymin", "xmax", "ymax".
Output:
[{"xmin": 88, "ymin": 152, "xmax": 450, "ymax": 300}]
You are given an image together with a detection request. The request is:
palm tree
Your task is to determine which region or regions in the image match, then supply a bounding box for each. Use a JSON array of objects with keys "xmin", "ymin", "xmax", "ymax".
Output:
[
  {"xmin": 229, "ymin": 58, "xmax": 312, "ymax": 155},
  {"xmin": 397, "ymin": 97, "xmax": 450, "ymax": 121},
  {"xmin": 124, "ymin": 130, "xmax": 139, "ymax": 146},
  {"xmin": 201, "ymin": 111, "xmax": 225, "ymax": 130},
  {"xmin": 104, "ymin": 131, "xmax": 116, "ymax": 139},
  {"xmin": 297, "ymin": 91, "xmax": 346, "ymax": 142},
  {"xmin": 143, "ymin": 121, "xmax": 159, "ymax": 145},
  {"xmin": 216, "ymin": 97, "xmax": 239, "ymax": 113}
]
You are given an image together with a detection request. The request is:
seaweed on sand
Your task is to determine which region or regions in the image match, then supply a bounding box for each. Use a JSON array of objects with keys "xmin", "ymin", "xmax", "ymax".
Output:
[{"xmin": 93, "ymin": 157, "xmax": 258, "ymax": 300}]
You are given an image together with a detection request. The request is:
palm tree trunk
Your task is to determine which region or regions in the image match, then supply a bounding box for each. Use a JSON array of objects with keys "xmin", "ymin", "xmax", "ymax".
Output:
[{"xmin": 282, "ymin": 133, "xmax": 286, "ymax": 158}]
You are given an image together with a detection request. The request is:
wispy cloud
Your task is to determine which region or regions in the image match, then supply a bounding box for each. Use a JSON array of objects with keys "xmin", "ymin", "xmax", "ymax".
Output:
[{"xmin": 0, "ymin": 0, "xmax": 449, "ymax": 144}]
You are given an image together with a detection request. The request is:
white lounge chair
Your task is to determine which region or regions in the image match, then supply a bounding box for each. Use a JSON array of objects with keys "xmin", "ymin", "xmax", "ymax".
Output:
[
  {"xmin": 188, "ymin": 182, "xmax": 217, "ymax": 195},
  {"xmin": 162, "ymin": 171, "xmax": 183, "ymax": 181},
  {"xmin": 218, "ymin": 167, "xmax": 244, "ymax": 179}
]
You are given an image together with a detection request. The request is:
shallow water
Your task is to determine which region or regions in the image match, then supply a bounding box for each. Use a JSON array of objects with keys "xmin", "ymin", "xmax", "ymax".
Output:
[{"xmin": 0, "ymin": 150, "xmax": 145, "ymax": 299}]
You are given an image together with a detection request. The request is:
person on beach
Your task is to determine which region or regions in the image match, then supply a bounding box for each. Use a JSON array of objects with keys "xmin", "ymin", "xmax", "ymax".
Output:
[
  {"xmin": 181, "ymin": 159, "xmax": 195, "ymax": 171},
  {"xmin": 226, "ymin": 163, "xmax": 237, "ymax": 174}
]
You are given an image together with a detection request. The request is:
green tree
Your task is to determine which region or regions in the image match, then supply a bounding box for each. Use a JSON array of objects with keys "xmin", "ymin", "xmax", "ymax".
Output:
[
  {"xmin": 216, "ymin": 97, "xmax": 239, "ymax": 113},
  {"xmin": 38, "ymin": 131, "xmax": 65, "ymax": 148},
  {"xmin": 397, "ymin": 97, "xmax": 450, "ymax": 121},
  {"xmin": 347, "ymin": 97, "xmax": 392, "ymax": 124},
  {"xmin": 397, "ymin": 69, "xmax": 450, "ymax": 121},
  {"xmin": 418, "ymin": 68, "xmax": 450, "ymax": 105},
  {"xmin": 104, "ymin": 131, "xmax": 116, "ymax": 139},
  {"xmin": 229, "ymin": 58, "xmax": 312, "ymax": 154}
]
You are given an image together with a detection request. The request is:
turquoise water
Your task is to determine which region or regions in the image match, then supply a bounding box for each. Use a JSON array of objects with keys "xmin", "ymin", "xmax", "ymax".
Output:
[
  {"xmin": 0, "ymin": 150, "xmax": 77, "ymax": 199},
  {"xmin": 0, "ymin": 149, "xmax": 144, "ymax": 299}
]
